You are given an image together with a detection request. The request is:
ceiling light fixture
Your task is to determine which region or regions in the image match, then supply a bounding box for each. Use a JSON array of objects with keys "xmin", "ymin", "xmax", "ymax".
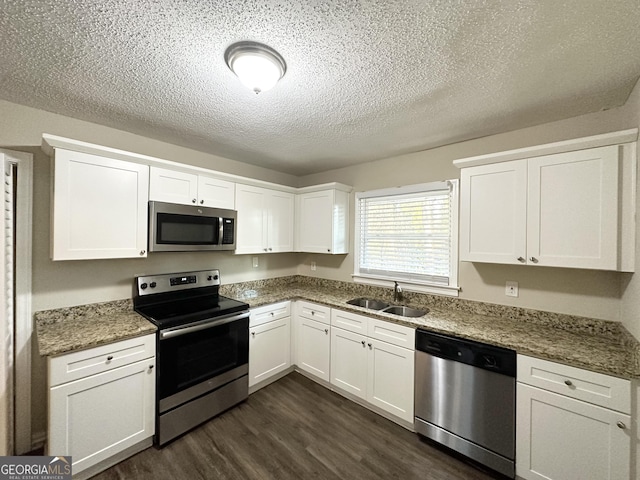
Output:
[{"xmin": 224, "ymin": 41, "xmax": 286, "ymax": 94}]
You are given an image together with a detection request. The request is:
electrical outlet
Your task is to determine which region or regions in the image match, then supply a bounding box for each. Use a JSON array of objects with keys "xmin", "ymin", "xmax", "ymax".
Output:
[
  {"xmin": 252, "ymin": 257, "xmax": 259, "ymax": 268},
  {"xmin": 311, "ymin": 261, "xmax": 316, "ymax": 271},
  {"xmin": 505, "ymin": 281, "xmax": 519, "ymax": 297}
]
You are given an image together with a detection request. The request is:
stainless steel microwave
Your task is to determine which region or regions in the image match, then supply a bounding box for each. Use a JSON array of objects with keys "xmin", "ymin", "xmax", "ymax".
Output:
[{"xmin": 148, "ymin": 201, "xmax": 236, "ymax": 252}]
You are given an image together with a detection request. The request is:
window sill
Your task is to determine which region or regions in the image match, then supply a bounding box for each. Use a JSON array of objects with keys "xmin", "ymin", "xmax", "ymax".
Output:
[{"xmin": 352, "ymin": 274, "xmax": 460, "ymax": 298}]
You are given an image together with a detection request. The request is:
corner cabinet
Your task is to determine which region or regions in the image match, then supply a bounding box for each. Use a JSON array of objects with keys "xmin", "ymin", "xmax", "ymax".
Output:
[
  {"xmin": 249, "ymin": 301, "xmax": 291, "ymax": 391},
  {"xmin": 149, "ymin": 166, "xmax": 235, "ymax": 209},
  {"xmin": 235, "ymin": 184, "xmax": 295, "ymax": 254},
  {"xmin": 48, "ymin": 335, "xmax": 156, "ymax": 478},
  {"xmin": 296, "ymin": 184, "xmax": 351, "ymax": 254},
  {"xmin": 50, "ymin": 148, "xmax": 149, "ymax": 260},
  {"xmin": 516, "ymin": 355, "xmax": 631, "ymax": 480},
  {"xmin": 455, "ymin": 130, "xmax": 638, "ymax": 271},
  {"xmin": 295, "ymin": 301, "xmax": 332, "ymax": 381}
]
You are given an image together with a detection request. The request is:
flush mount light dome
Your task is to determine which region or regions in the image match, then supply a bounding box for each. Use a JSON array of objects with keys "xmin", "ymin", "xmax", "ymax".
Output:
[{"xmin": 225, "ymin": 41, "xmax": 286, "ymax": 94}]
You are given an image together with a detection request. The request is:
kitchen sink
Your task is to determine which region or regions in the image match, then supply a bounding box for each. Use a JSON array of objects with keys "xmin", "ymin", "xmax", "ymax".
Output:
[
  {"xmin": 381, "ymin": 305, "xmax": 427, "ymax": 317},
  {"xmin": 346, "ymin": 298, "xmax": 390, "ymax": 310}
]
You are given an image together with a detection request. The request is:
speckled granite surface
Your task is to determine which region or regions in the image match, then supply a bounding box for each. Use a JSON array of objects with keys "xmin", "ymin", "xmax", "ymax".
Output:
[
  {"xmin": 221, "ymin": 276, "xmax": 640, "ymax": 379},
  {"xmin": 36, "ymin": 276, "xmax": 640, "ymax": 379},
  {"xmin": 35, "ymin": 299, "xmax": 156, "ymax": 357}
]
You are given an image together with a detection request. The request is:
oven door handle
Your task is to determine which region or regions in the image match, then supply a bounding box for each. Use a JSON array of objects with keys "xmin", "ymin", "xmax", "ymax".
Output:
[{"xmin": 159, "ymin": 311, "xmax": 249, "ymax": 340}]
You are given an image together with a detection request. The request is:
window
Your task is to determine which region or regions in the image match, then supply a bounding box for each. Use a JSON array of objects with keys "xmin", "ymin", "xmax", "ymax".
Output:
[{"xmin": 354, "ymin": 180, "xmax": 459, "ymax": 296}]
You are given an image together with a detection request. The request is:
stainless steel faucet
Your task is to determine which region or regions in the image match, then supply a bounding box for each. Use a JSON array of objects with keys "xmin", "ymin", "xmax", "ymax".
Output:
[{"xmin": 393, "ymin": 281, "xmax": 403, "ymax": 302}]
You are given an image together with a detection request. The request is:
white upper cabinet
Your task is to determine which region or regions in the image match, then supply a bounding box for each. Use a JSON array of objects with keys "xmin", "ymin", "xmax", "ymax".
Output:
[
  {"xmin": 296, "ymin": 185, "xmax": 350, "ymax": 254},
  {"xmin": 456, "ymin": 131, "xmax": 638, "ymax": 271},
  {"xmin": 149, "ymin": 166, "xmax": 235, "ymax": 209},
  {"xmin": 235, "ymin": 184, "xmax": 294, "ymax": 254},
  {"xmin": 50, "ymin": 148, "xmax": 149, "ymax": 260}
]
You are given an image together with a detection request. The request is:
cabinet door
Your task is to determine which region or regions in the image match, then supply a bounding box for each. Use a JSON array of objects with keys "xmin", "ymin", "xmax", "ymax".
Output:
[
  {"xmin": 197, "ymin": 175, "xmax": 235, "ymax": 209},
  {"xmin": 516, "ymin": 383, "xmax": 630, "ymax": 480},
  {"xmin": 52, "ymin": 149, "xmax": 149, "ymax": 260},
  {"xmin": 149, "ymin": 167, "xmax": 198, "ymax": 205},
  {"xmin": 330, "ymin": 327, "xmax": 367, "ymax": 399},
  {"xmin": 235, "ymin": 184, "xmax": 267, "ymax": 254},
  {"xmin": 297, "ymin": 191, "xmax": 333, "ymax": 253},
  {"xmin": 267, "ymin": 190, "xmax": 294, "ymax": 253},
  {"xmin": 297, "ymin": 317, "xmax": 331, "ymax": 382},
  {"xmin": 249, "ymin": 318, "xmax": 291, "ymax": 388},
  {"xmin": 48, "ymin": 358, "xmax": 155, "ymax": 475},
  {"xmin": 367, "ymin": 340, "xmax": 414, "ymax": 423},
  {"xmin": 527, "ymin": 146, "xmax": 620, "ymax": 270},
  {"xmin": 459, "ymin": 160, "xmax": 527, "ymax": 264}
]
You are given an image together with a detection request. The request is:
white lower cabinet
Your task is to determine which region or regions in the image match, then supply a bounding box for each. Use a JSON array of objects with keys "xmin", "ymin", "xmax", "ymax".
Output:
[
  {"xmin": 48, "ymin": 335, "xmax": 155, "ymax": 477},
  {"xmin": 249, "ymin": 302, "xmax": 291, "ymax": 389},
  {"xmin": 516, "ymin": 355, "xmax": 632, "ymax": 480},
  {"xmin": 297, "ymin": 317, "xmax": 331, "ymax": 381},
  {"xmin": 330, "ymin": 309, "xmax": 415, "ymax": 423}
]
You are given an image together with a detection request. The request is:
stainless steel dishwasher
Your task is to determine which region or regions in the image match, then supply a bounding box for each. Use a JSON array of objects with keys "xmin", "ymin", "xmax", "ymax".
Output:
[{"xmin": 414, "ymin": 329, "xmax": 516, "ymax": 478}]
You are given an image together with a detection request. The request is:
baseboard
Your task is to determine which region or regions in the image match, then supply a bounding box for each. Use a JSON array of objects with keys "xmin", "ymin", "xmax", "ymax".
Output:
[
  {"xmin": 30, "ymin": 430, "xmax": 46, "ymax": 452},
  {"xmin": 249, "ymin": 366, "xmax": 295, "ymax": 394}
]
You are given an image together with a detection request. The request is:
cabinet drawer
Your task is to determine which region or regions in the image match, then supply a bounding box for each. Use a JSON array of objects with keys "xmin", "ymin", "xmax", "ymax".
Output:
[
  {"xmin": 331, "ymin": 309, "xmax": 368, "ymax": 334},
  {"xmin": 297, "ymin": 301, "xmax": 331, "ymax": 324},
  {"xmin": 517, "ymin": 355, "xmax": 631, "ymax": 414},
  {"xmin": 49, "ymin": 334, "xmax": 155, "ymax": 387},
  {"xmin": 250, "ymin": 301, "xmax": 291, "ymax": 327},
  {"xmin": 367, "ymin": 319, "xmax": 415, "ymax": 350}
]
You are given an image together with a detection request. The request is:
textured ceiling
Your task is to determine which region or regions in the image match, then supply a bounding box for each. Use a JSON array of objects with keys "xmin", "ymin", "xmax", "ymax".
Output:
[{"xmin": 1, "ymin": 1, "xmax": 639, "ymax": 176}]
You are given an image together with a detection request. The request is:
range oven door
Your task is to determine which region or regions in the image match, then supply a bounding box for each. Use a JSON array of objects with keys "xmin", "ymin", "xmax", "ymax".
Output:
[{"xmin": 157, "ymin": 312, "xmax": 249, "ymax": 413}]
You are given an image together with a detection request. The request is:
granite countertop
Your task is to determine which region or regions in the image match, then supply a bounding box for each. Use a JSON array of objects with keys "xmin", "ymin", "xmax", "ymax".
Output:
[
  {"xmin": 35, "ymin": 299, "xmax": 156, "ymax": 357},
  {"xmin": 35, "ymin": 276, "xmax": 640, "ymax": 380},
  {"xmin": 222, "ymin": 277, "xmax": 640, "ymax": 380}
]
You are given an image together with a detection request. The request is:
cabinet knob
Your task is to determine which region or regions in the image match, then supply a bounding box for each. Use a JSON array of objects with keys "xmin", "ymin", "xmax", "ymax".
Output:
[
  {"xmin": 140, "ymin": 250, "xmax": 146, "ymax": 256},
  {"xmin": 251, "ymin": 331, "xmax": 255, "ymax": 337},
  {"xmin": 617, "ymin": 421, "xmax": 626, "ymax": 429},
  {"xmin": 367, "ymin": 343, "xmax": 372, "ymax": 349},
  {"xmin": 264, "ymin": 248, "xmax": 268, "ymax": 252},
  {"xmin": 311, "ymin": 311, "xmax": 315, "ymax": 315},
  {"xmin": 270, "ymin": 312, "xmax": 274, "ymax": 316},
  {"xmin": 200, "ymin": 199, "xmax": 204, "ymax": 204},
  {"xmin": 268, "ymin": 248, "xmax": 273, "ymax": 251},
  {"xmin": 564, "ymin": 379, "xmax": 573, "ymax": 386},
  {"xmin": 517, "ymin": 257, "xmax": 525, "ymax": 263},
  {"xmin": 327, "ymin": 249, "xmax": 330, "ymax": 252},
  {"xmin": 361, "ymin": 340, "xmax": 366, "ymax": 347},
  {"xmin": 106, "ymin": 355, "xmax": 113, "ymax": 361},
  {"xmin": 192, "ymin": 198, "xmax": 197, "ymax": 203},
  {"xmin": 530, "ymin": 256, "xmax": 539, "ymax": 263},
  {"xmin": 148, "ymin": 365, "xmax": 154, "ymax": 371},
  {"xmin": 324, "ymin": 328, "xmax": 328, "ymax": 334}
]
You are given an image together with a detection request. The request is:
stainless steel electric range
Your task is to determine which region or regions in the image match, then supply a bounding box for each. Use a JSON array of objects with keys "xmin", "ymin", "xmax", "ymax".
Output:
[{"xmin": 133, "ymin": 269, "xmax": 250, "ymax": 446}]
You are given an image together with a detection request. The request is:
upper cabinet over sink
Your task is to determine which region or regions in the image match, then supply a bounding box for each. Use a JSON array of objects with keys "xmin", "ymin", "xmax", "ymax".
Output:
[{"xmin": 454, "ymin": 129, "xmax": 638, "ymax": 272}]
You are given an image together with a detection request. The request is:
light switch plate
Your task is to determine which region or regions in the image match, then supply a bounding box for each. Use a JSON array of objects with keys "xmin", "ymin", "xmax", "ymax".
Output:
[
  {"xmin": 505, "ymin": 281, "xmax": 519, "ymax": 297},
  {"xmin": 252, "ymin": 256, "xmax": 259, "ymax": 268},
  {"xmin": 311, "ymin": 261, "xmax": 316, "ymax": 271}
]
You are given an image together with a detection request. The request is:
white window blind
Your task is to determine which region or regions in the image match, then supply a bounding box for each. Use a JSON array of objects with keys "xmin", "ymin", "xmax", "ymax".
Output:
[{"xmin": 356, "ymin": 181, "xmax": 456, "ymax": 287}]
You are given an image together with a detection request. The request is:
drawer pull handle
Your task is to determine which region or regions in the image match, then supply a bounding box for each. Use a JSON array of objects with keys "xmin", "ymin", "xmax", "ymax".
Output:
[
  {"xmin": 106, "ymin": 355, "xmax": 114, "ymax": 361},
  {"xmin": 564, "ymin": 379, "xmax": 573, "ymax": 386},
  {"xmin": 617, "ymin": 421, "xmax": 626, "ymax": 430}
]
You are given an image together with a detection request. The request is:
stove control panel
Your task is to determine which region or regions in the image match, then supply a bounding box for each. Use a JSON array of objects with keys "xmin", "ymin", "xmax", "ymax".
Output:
[{"xmin": 135, "ymin": 269, "xmax": 221, "ymax": 296}]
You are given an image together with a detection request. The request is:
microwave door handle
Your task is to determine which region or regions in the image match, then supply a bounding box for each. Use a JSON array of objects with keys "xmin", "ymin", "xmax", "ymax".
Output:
[{"xmin": 219, "ymin": 217, "xmax": 224, "ymax": 246}]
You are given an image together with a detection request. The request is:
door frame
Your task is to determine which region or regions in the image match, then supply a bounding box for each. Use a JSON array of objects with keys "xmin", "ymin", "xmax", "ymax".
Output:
[{"xmin": 0, "ymin": 149, "xmax": 33, "ymax": 454}]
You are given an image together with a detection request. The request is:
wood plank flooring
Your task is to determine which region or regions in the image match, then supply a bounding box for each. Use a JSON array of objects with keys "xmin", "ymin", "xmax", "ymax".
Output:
[{"xmin": 92, "ymin": 373, "xmax": 500, "ymax": 480}]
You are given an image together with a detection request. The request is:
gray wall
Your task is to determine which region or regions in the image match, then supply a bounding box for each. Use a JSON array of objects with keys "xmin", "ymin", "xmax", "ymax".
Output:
[
  {"xmin": 297, "ymin": 79, "xmax": 640, "ymax": 328},
  {"xmin": 0, "ymin": 77, "xmax": 638, "ymax": 443}
]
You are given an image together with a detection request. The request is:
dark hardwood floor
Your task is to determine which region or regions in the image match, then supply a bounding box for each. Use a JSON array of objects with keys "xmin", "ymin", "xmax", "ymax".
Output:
[{"xmin": 92, "ymin": 373, "xmax": 499, "ymax": 480}]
